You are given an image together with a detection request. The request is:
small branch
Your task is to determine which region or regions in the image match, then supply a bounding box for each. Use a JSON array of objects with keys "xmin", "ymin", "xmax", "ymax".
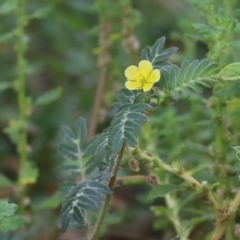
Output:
[
  {"xmin": 165, "ymin": 194, "xmax": 190, "ymax": 240},
  {"xmin": 116, "ymin": 175, "xmax": 147, "ymax": 183},
  {"xmin": 108, "ymin": 145, "xmax": 126, "ymax": 189},
  {"xmin": 90, "ymin": 144, "xmax": 125, "ymax": 240},
  {"xmin": 134, "ymin": 147, "xmax": 219, "ymax": 211},
  {"xmin": 230, "ymin": 189, "xmax": 240, "ymax": 210}
]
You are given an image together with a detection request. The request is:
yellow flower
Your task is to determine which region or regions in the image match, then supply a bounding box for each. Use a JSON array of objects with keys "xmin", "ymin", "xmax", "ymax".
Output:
[{"xmin": 124, "ymin": 60, "xmax": 161, "ymax": 92}]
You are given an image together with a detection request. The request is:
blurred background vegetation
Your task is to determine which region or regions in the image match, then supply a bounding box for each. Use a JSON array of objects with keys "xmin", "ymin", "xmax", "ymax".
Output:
[{"xmin": 0, "ymin": 0, "xmax": 240, "ymax": 239}]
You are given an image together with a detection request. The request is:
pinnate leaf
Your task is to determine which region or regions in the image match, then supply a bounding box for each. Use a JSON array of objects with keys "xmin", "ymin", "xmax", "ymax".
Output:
[
  {"xmin": 159, "ymin": 59, "xmax": 218, "ymax": 100},
  {"xmin": 75, "ymin": 117, "xmax": 87, "ymax": 143},
  {"xmin": 140, "ymin": 37, "xmax": 178, "ymax": 67},
  {"xmin": 109, "ymin": 104, "xmax": 150, "ymax": 152},
  {"xmin": 59, "ymin": 181, "xmax": 111, "ymax": 232}
]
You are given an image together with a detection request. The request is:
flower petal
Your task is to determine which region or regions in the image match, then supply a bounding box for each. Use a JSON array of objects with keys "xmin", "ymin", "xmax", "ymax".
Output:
[
  {"xmin": 142, "ymin": 83, "xmax": 153, "ymax": 92},
  {"xmin": 147, "ymin": 69, "xmax": 161, "ymax": 83},
  {"xmin": 138, "ymin": 60, "xmax": 152, "ymax": 77},
  {"xmin": 125, "ymin": 80, "xmax": 142, "ymax": 90},
  {"xmin": 124, "ymin": 66, "xmax": 138, "ymax": 79}
]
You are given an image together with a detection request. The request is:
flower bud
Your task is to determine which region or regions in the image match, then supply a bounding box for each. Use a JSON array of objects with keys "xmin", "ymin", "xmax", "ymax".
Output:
[
  {"xmin": 150, "ymin": 97, "xmax": 158, "ymax": 107},
  {"xmin": 129, "ymin": 158, "xmax": 140, "ymax": 172},
  {"xmin": 146, "ymin": 175, "xmax": 158, "ymax": 186}
]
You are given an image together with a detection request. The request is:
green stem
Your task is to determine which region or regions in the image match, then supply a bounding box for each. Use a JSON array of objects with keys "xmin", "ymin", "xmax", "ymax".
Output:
[
  {"xmin": 133, "ymin": 147, "xmax": 192, "ymax": 239},
  {"xmin": 212, "ymin": 89, "xmax": 230, "ymax": 196},
  {"xmin": 165, "ymin": 194, "xmax": 189, "ymax": 240},
  {"xmin": 214, "ymin": 95, "xmax": 226, "ymax": 164},
  {"xmin": 16, "ymin": 0, "xmax": 28, "ymax": 214},
  {"xmin": 205, "ymin": 0, "xmax": 230, "ymax": 199},
  {"xmin": 90, "ymin": 144, "xmax": 125, "ymax": 240},
  {"xmin": 116, "ymin": 175, "xmax": 147, "ymax": 182},
  {"xmin": 211, "ymin": 190, "xmax": 240, "ymax": 240},
  {"xmin": 134, "ymin": 148, "xmax": 240, "ymax": 239}
]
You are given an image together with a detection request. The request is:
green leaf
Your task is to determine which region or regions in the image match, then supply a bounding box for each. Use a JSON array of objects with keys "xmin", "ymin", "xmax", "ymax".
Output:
[
  {"xmin": 0, "ymin": 200, "xmax": 17, "ymax": 220},
  {"xmin": 93, "ymin": 130, "xmax": 110, "ymax": 159},
  {"xmin": 227, "ymin": 99, "xmax": 240, "ymax": 114},
  {"xmin": 90, "ymin": 130, "xmax": 114, "ymax": 168},
  {"xmin": 58, "ymin": 165, "xmax": 81, "ymax": 179},
  {"xmin": 148, "ymin": 184, "xmax": 183, "ymax": 200},
  {"xmin": 192, "ymin": 23, "xmax": 212, "ymax": 34},
  {"xmin": 59, "ymin": 181, "xmax": 111, "ymax": 232},
  {"xmin": 195, "ymin": 120, "xmax": 212, "ymax": 128},
  {"xmin": 59, "ymin": 125, "xmax": 76, "ymax": 145},
  {"xmin": 151, "ymin": 206, "xmax": 169, "ymax": 216},
  {"xmin": 217, "ymin": 62, "xmax": 240, "ymax": 80},
  {"xmin": 233, "ymin": 146, "xmax": 240, "ymax": 160},
  {"xmin": 59, "ymin": 181, "xmax": 76, "ymax": 194},
  {"xmin": 19, "ymin": 161, "xmax": 38, "ymax": 185},
  {"xmin": 0, "ymin": 0, "xmax": 17, "ymax": 15},
  {"xmin": 232, "ymin": 146, "xmax": 240, "ymax": 152},
  {"xmin": 75, "ymin": 117, "xmax": 87, "ymax": 143},
  {"xmin": 4, "ymin": 121, "xmax": 21, "ymax": 145},
  {"xmin": 109, "ymin": 89, "xmax": 143, "ymax": 116},
  {"xmin": 58, "ymin": 145, "xmax": 78, "ymax": 161},
  {"xmin": 29, "ymin": 7, "xmax": 52, "ymax": 19},
  {"xmin": 159, "ymin": 59, "xmax": 218, "ymax": 100},
  {"xmin": 237, "ymin": 152, "xmax": 240, "ymax": 161},
  {"xmin": 184, "ymin": 215, "xmax": 214, "ymax": 235},
  {"xmin": 35, "ymin": 87, "xmax": 62, "ymax": 106},
  {"xmin": 0, "ymin": 200, "xmax": 24, "ymax": 232},
  {"xmin": 183, "ymin": 141, "xmax": 209, "ymax": 154},
  {"xmin": 0, "ymin": 215, "xmax": 25, "ymax": 232},
  {"xmin": 140, "ymin": 37, "xmax": 178, "ymax": 67},
  {"xmin": 140, "ymin": 46, "xmax": 152, "ymax": 62}
]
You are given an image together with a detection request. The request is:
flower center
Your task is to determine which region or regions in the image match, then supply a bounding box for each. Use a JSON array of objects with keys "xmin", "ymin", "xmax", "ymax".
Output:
[{"xmin": 134, "ymin": 71, "xmax": 146, "ymax": 84}]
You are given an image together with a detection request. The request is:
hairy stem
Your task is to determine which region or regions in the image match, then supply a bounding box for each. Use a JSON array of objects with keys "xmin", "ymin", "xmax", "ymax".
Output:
[
  {"xmin": 16, "ymin": 0, "xmax": 28, "ymax": 214},
  {"xmin": 212, "ymin": 190, "xmax": 240, "ymax": 239},
  {"xmin": 201, "ymin": 3, "xmax": 236, "ymax": 237},
  {"xmin": 134, "ymin": 147, "xmax": 219, "ymax": 211},
  {"xmin": 133, "ymin": 147, "xmax": 191, "ymax": 239},
  {"xmin": 88, "ymin": 0, "xmax": 112, "ymax": 139},
  {"xmin": 212, "ymin": 92, "xmax": 229, "ymax": 193},
  {"xmin": 120, "ymin": 0, "xmax": 139, "ymax": 64},
  {"xmin": 90, "ymin": 145, "xmax": 125, "ymax": 240},
  {"xmin": 165, "ymin": 194, "xmax": 189, "ymax": 240}
]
